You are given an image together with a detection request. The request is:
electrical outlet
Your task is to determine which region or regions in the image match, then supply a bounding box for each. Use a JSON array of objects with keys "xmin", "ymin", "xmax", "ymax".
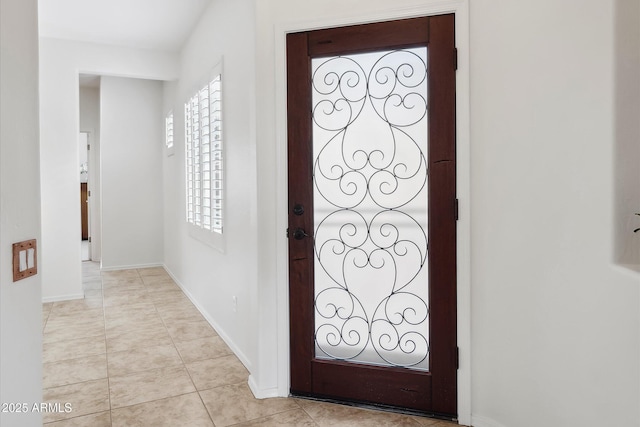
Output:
[{"xmin": 232, "ymin": 296, "xmax": 237, "ymax": 313}]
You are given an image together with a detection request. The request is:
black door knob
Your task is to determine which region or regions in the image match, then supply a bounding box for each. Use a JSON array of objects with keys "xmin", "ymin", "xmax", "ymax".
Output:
[{"xmin": 293, "ymin": 228, "xmax": 308, "ymax": 240}]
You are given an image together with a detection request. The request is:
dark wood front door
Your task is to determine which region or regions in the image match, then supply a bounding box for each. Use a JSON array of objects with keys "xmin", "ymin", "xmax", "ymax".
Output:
[{"xmin": 287, "ymin": 15, "xmax": 457, "ymax": 418}]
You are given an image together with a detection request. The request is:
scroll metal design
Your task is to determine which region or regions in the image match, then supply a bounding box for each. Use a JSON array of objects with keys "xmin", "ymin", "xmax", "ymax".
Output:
[{"xmin": 312, "ymin": 48, "xmax": 430, "ymax": 369}]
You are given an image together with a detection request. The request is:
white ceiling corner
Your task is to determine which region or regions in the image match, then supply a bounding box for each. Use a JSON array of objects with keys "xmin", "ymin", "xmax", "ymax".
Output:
[{"xmin": 38, "ymin": 0, "xmax": 212, "ymax": 52}]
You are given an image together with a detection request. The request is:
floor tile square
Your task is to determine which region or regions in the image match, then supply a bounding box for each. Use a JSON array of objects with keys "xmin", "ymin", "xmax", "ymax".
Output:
[
  {"xmin": 411, "ymin": 418, "xmax": 460, "ymax": 426},
  {"xmin": 109, "ymin": 366, "xmax": 196, "ymax": 409},
  {"xmin": 144, "ymin": 279, "xmax": 181, "ymax": 292},
  {"xmin": 200, "ymin": 382, "xmax": 300, "ymax": 426},
  {"xmin": 175, "ymin": 335, "xmax": 233, "ymax": 363},
  {"xmin": 102, "ymin": 284, "xmax": 147, "ymax": 296},
  {"xmin": 103, "ymin": 301, "xmax": 157, "ymax": 318},
  {"xmin": 43, "ymin": 335, "xmax": 106, "ymax": 364},
  {"xmin": 148, "ymin": 289, "xmax": 190, "ymax": 304},
  {"xmin": 106, "ymin": 324, "xmax": 173, "ymax": 353},
  {"xmin": 49, "ymin": 300, "xmax": 104, "ymax": 317},
  {"xmin": 186, "ymin": 354, "xmax": 248, "ymax": 390},
  {"xmin": 232, "ymin": 409, "xmax": 317, "ymax": 427},
  {"xmin": 111, "ymin": 392, "xmax": 214, "ymax": 427},
  {"xmin": 105, "ymin": 311, "xmax": 164, "ymax": 334},
  {"xmin": 154, "ymin": 298, "xmax": 196, "ymax": 310},
  {"xmin": 47, "ymin": 304, "xmax": 103, "ymax": 319},
  {"xmin": 141, "ymin": 275, "xmax": 175, "ymax": 286},
  {"xmin": 104, "ymin": 291, "xmax": 153, "ymax": 307},
  {"xmin": 43, "ymin": 318, "xmax": 105, "ymax": 344},
  {"xmin": 43, "ymin": 302, "xmax": 54, "ymax": 315},
  {"xmin": 102, "ymin": 277, "xmax": 145, "ymax": 287},
  {"xmin": 82, "ymin": 278, "xmax": 103, "ymax": 290},
  {"xmin": 155, "ymin": 301, "xmax": 203, "ymax": 322},
  {"xmin": 44, "ymin": 410, "xmax": 111, "ymax": 426},
  {"xmin": 83, "ymin": 289, "xmax": 103, "ymax": 299},
  {"xmin": 43, "ymin": 354, "xmax": 107, "ymax": 389},
  {"xmin": 108, "ymin": 343, "xmax": 183, "ymax": 377},
  {"xmin": 43, "ymin": 378, "xmax": 110, "ymax": 423},
  {"xmin": 137, "ymin": 266, "xmax": 169, "ymax": 277},
  {"xmin": 297, "ymin": 399, "xmax": 423, "ymax": 427},
  {"xmin": 102, "ymin": 269, "xmax": 140, "ymax": 280},
  {"xmin": 165, "ymin": 318, "xmax": 218, "ymax": 342}
]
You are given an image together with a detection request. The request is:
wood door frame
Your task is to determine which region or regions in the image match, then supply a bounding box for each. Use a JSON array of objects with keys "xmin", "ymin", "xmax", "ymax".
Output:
[
  {"xmin": 268, "ymin": 2, "xmax": 471, "ymax": 424},
  {"xmin": 287, "ymin": 15, "xmax": 456, "ymax": 415}
]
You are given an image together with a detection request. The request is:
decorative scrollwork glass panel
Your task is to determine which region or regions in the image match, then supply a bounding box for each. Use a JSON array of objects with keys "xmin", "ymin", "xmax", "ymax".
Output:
[{"xmin": 312, "ymin": 47, "xmax": 429, "ymax": 371}]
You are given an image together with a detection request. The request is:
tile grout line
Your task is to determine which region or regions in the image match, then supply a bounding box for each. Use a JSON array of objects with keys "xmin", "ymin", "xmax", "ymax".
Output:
[
  {"xmin": 99, "ymin": 264, "xmax": 114, "ymax": 427},
  {"xmin": 298, "ymin": 404, "xmax": 321, "ymax": 427},
  {"xmin": 107, "ymin": 269, "xmax": 150, "ymax": 419},
  {"xmin": 150, "ymin": 271, "xmax": 219, "ymax": 427},
  {"xmin": 42, "ymin": 304, "xmax": 51, "ymax": 333}
]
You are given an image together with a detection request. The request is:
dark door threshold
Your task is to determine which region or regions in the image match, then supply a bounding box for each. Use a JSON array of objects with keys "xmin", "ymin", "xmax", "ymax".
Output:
[{"xmin": 290, "ymin": 392, "xmax": 458, "ymax": 423}]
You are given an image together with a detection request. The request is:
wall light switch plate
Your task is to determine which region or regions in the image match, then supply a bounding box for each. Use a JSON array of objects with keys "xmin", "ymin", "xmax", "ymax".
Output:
[{"xmin": 12, "ymin": 239, "xmax": 37, "ymax": 282}]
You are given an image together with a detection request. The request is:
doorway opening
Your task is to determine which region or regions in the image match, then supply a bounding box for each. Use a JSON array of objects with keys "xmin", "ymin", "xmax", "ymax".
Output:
[
  {"xmin": 79, "ymin": 131, "xmax": 90, "ymax": 261},
  {"xmin": 79, "ymin": 73, "xmax": 101, "ymax": 264}
]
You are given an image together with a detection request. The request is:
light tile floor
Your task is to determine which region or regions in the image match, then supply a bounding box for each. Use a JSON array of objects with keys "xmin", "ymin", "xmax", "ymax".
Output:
[{"xmin": 42, "ymin": 262, "xmax": 459, "ymax": 426}]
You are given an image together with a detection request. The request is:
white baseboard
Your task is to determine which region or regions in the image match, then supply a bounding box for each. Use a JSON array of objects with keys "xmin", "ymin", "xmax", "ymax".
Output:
[
  {"xmin": 42, "ymin": 293, "xmax": 84, "ymax": 303},
  {"xmin": 163, "ymin": 264, "xmax": 253, "ymax": 373},
  {"xmin": 100, "ymin": 262, "xmax": 163, "ymax": 272},
  {"xmin": 248, "ymin": 375, "xmax": 280, "ymax": 399},
  {"xmin": 471, "ymin": 415, "xmax": 508, "ymax": 427}
]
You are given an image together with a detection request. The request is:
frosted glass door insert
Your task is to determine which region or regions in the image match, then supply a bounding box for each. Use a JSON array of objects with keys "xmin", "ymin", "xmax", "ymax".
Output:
[{"xmin": 312, "ymin": 47, "xmax": 429, "ymax": 371}]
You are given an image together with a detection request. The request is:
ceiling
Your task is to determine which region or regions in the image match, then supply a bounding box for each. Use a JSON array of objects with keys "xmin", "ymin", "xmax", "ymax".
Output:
[{"xmin": 38, "ymin": 0, "xmax": 212, "ymax": 52}]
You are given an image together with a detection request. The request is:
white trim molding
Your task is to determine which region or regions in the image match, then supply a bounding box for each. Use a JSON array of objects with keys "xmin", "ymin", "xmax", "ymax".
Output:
[
  {"xmin": 164, "ymin": 264, "xmax": 254, "ymax": 373},
  {"xmin": 471, "ymin": 415, "xmax": 509, "ymax": 427},
  {"xmin": 42, "ymin": 293, "xmax": 84, "ymax": 304},
  {"xmin": 248, "ymin": 376, "xmax": 280, "ymax": 400},
  {"xmin": 99, "ymin": 262, "xmax": 164, "ymax": 272}
]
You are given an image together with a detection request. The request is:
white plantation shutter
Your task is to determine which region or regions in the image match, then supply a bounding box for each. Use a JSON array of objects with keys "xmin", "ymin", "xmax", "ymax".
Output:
[
  {"xmin": 210, "ymin": 76, "xmax": 223, "ymax": 232},
  {"xmin": 185, "ymin": 74, "xmax": 223, "ymax": 234},
  {"xmin": 165, "ymin": 112, "xmax": 174, "ymax": 149}
]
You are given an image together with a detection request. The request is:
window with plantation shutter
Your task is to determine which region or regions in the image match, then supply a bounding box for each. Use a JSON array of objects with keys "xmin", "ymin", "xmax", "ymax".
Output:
[
  {"xmin": 185, "ymin": 74, "xmax": 223, "ymax": 236},
  {"xmin": 165, "ymin": 111, "xmax": 174, "ymax": 155}
]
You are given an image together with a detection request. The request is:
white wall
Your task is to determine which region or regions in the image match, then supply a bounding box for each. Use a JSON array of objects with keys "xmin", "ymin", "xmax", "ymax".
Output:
[
  {"xmin": 0, "ymin": 0, "xmax": 43, "ymax": 425},
  {"xmin": 468, "ymin": 1, "xmax": 639, "ymax": 426},
  {"xmin": 162, "ymin": 0, "xmax": 260, "ymax": 380},
  {"xmin": 100, "ymin": 76, "xmax": 164, "ymax": 269},
  {"xmin": 39, "ymin": 38, "xmax": 177, "ymax": 300},
  {"xmin": 79, "ymin": 86, "xmax": 101, "ymax": 261},
  {"xmin": 614, "ymin": 0, "xmax": 640, "ymax": 267}
]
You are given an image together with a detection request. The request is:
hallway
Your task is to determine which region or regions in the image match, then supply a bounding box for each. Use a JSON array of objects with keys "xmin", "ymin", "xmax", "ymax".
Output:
[{"xmin": 41, "ymin": 263, "xmax": 456, "ymax": 426}]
